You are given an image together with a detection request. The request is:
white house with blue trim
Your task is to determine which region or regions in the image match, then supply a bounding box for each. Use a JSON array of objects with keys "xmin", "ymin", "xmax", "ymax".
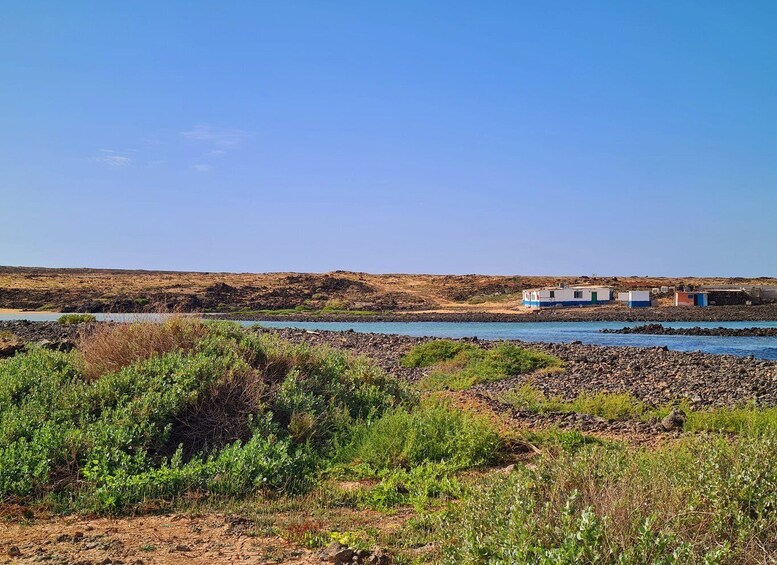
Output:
[
  {"xmin": 522, "ymin": 286, "xmax": 612, "ymax": 308},
  {"xmin": 627, "ymin": 290, "xmax": 651, "ymax": 308}
]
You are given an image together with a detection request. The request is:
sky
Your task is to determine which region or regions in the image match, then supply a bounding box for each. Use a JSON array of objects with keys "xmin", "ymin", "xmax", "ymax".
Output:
[{"xmin": 1, "ymin": 1, "xmax": 776, "ymax": 276}]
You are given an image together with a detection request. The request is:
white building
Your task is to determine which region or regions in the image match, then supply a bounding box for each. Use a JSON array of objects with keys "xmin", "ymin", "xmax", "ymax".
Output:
[
  {"xmin": 627, "ymin": 290, "xmax": 651, "ymax": 308},
  {"xmin": 522, "ymin": 286, "xmax": 612, "ymax": 308}
]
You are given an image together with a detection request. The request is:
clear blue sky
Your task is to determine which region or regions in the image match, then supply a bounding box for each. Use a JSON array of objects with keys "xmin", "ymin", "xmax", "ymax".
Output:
[{"xmin": 1, "ymin": 1, "xmax": 775, "ymax": 276}]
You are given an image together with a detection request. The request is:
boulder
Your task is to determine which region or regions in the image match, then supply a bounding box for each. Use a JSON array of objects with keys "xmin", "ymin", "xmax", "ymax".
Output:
[{"xmin": 661, "ymin": 408, "xmax": 687, "ymax": 431}]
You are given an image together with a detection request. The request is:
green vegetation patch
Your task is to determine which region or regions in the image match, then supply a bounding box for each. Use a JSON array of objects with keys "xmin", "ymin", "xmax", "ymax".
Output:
[
  {"xmin": 502, "ymin": 384, "xmax": 777, "ymax": 434},
  {"xmin": 440, "ymin": 433, "xmax": 777, "ymax": 564},
  {"xmin": 0, "ymin": 321, "xmax": 412, "ymax": 512},
  {"xmin": 58, "ymin": 313, "xmax": 97, "ymax": 325},
  {"xmin": 402, "ymin": 340, "xmax": 563, "ymax": 391},
  {"xmin": 338, "ymin": 398, "xmax": 501, "ymax": 472},
  {"xmin": 330, "ymin": 397, "xmax": 502, "ymax": 510},
  {"xmin": 466, "ymin": 292, "xmax": 522, "ymax": 304},
  {"xmin": 503, "ymin": 385, "xmax": 650, "ymax": 421}
]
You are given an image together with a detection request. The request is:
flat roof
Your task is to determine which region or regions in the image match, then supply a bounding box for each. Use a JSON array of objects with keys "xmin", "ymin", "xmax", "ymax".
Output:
[{"xmin": 524, "ymin": 285, "xmax": 612, "ymax": 291}]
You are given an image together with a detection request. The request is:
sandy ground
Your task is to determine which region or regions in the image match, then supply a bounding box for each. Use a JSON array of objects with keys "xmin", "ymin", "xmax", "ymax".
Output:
[{"xmin": 0, "ymin": 513, "xmax": 320, "ymax": 564}]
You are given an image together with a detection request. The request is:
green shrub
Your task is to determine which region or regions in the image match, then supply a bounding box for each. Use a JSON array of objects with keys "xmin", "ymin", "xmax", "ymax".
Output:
[
  {"xmin": 502, "ymin": 386, "xmax": 777, "ymax": 434},
  {"xmin": 58, "ymin": 313, "xmax": 97, "ymax": 325},
  {"xmin": 441, "ymin": 433, "xmax": 777, "ymax": 564},
  {"xmin": 339, "ymin": 398, "xmax": 502, "ymax": 472},
  {"xmin": 332, "ymin": 398, "xmax": 502, "ymax": 510},
  {"xmin": 0, "ymin": 322, "xmax": 412, "ymax": 511},
  {"xmin": 409, "ymin": 341, "xmax": 563, "ymax": 391},
  {"xmin": 400, "ymin": 340, "xmax": 478, "ymax": 368}
]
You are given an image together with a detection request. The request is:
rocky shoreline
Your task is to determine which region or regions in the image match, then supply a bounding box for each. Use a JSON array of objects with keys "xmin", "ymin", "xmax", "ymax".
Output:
[
  {"xmin": 3, "ymin": 320, "xmax": 776, "ymax": 440},
  {"xmin": 207, "ymin": 303, "xmax": 777, "ymax": 323},
  {"xmin": 3, "ymin": 321, "xmax": 775, "ymax": 410},
  {"xmin": 0, "ymin": 320, "xmax": 87, "ymax": 356},
  {"xmin": 256, "ymin": 327, "xmax": 777, "ymax": 409},
  {"xmin": 602, "ymin": 323, "xmax": 777, "ymax": 337},
  {"xmin": 255, "ymin": 326, "xmax": 777, "ymax": 440}
]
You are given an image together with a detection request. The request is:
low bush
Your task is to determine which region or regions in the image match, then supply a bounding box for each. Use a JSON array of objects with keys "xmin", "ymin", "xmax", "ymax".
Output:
[
  {"xmin": 339, "ymin": 398, "xmax": 502, "ymax": 472},
  {"xmin": 406, "ymin": 341, "xmax": 563, "ymax": 391},
  {"xmin": 0, "ymin": 322, "xmax": 412, "ymax": 512},
  {"xmin": 76, "ymin": 316, "xmax": 208, "ymax": 380},
  {"xmin": 502, "ymin": 385, "xmax": 777, "ymax": 433},
  {"xmin": 332, "ymin": 398, "xmax": 502, "ymax": 510},
  {"xmin": 58, "ymin": 313, "xmax": 97, "ymax": 325},
  {"xmin": 441, "ymin": 433, "xmax": 777, "ymax": 564},
  {"xmin": 400, "ymin": 340, "xmax": 478, "ymax": 368}
]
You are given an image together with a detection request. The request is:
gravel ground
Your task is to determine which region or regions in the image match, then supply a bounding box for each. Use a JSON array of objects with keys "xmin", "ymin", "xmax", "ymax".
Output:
[{"xmin": 258, "ymin": 327, "xmax": 777, "ymax": 409}]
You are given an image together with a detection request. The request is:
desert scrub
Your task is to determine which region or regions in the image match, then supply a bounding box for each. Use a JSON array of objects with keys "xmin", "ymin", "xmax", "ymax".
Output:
[
  {"xmin": 338, "ymin": 397, "xmax": 501, "ymax": 472},
  {"xmin": 502, "ymin": 385, "xmax": 777, "ymax": 433},
  {"xmin": 441, "ymin": 433, "xmax": 777, "ymax": 564},
  {"xmin": 331, "ymin": 398, "xmax": 502, "ymax": 509},
  {"xmin": 402, "ymin": 340, "xmax": 562, "ymax": 391},
  {"xmin": 58, "ymin": 313, "xmax": 97, "ymax": 325},
  {"xmin": 0, "ymin": 321, "xmax": 412, "ymax": 512},
  {"xmin": 76, "ymin": 316, "xmax": 208, "ymax": 380},
  {"xmin": 400, "ymin": 340, "xmax": 479, "ymax": 368},
  {"xmin": 502, "ymin": 385, "xmax": 650, "ymax": 420}
]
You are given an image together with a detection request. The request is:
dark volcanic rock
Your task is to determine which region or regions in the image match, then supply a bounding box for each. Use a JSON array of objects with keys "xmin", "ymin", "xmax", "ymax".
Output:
[
  {"xmin": 210, "ymin": 303, "xmax": 777, "ymax": 323},
  {"xmin": 603, "ymin": 323, "xmax": 777, "ymax": 337},
  {"xmin": 0, "ymin": 320, "xmax": 89, "ymax": 349},
  {"xmin": 661, "ymin": 408, "xmax": 687, "ymax": 431},
  {"xmin": 256, "ymin": 327, "xmax": 777, "ymax": 409},
  {"xmin": 5, "ymin": 321, "xmax": 777, "ymax": 412}
]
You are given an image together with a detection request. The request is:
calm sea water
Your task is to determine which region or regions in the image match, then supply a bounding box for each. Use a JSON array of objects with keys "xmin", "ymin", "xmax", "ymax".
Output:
[
  {"xmin": 2, "ymin": 313, "xmax": 776, "ymax": 360},
  {"xmin": 253, "ymin": 320, "xmax": 777, "ymax": 360}
]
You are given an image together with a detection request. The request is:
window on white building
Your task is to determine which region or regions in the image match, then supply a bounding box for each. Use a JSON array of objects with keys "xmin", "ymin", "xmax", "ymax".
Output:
[{"xmin": 574, "ymin": 291, "xmax": 583, "ymax": 299}]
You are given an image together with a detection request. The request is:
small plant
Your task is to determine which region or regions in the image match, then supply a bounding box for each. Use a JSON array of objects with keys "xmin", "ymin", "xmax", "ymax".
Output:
[
  {"xmin": 338, "ymin": 397, "xmax": 502, "ymax": 472},
  {"xmin": 441, "ymin": 433, "xmax": 777, "ymax": 563},
  {"xmin": 406, "ymin": 341, "xmax": 563, "ymax": 391},
  {"xmin": 400, "ymin": 340, "xmax": 478, "ymax": 368},
  {"xmin": 57, "ymin": 313, "xmax": 97, "ymax": 325}
]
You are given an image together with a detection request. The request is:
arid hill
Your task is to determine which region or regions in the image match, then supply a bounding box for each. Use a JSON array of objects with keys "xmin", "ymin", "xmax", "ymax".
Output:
[{"xmin": 1, "ymin": 266, "xmax": 774, "ymax": 315}]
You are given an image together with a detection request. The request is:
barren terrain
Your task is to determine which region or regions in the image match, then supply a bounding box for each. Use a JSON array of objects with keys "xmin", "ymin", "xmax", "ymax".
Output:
[{"xmin": 2, "ymin": 266, "xmax": 775, "ymax": 318}]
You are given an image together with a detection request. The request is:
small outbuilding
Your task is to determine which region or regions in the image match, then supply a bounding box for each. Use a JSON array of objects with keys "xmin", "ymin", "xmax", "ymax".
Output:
[
  {"xmin": 627, "ymin": 290, "xmax": 651, "ymax": 308},
  {"xmin": 522, "ymin": 286, "xmax": 612, "ymax": 308},
  {"xmin": 675, "ymin": 290, "xmax": 709, "ymax": 307}
]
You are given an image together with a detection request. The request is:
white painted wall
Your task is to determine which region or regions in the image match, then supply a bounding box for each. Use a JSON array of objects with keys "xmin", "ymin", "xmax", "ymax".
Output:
[
  {"xmin": 617, "ymin": 292, "xmax": 629, "ymax": 302},
  {"xmin": 526, "ymin": 287, "xmax": 611, "ymax": 303},
  {"xmin": 628, "ymin": 290, "xmax": 650, "ymax": 301}
]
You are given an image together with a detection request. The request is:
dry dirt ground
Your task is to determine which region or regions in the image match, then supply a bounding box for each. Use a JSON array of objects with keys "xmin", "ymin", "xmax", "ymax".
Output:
[
  {"xmin": 2, "ymin": 266, "xmax": 772, "ymax": 314},
  {"xmin": 0, "ymin": 512, "xmax": 321, "ymax": 564}
]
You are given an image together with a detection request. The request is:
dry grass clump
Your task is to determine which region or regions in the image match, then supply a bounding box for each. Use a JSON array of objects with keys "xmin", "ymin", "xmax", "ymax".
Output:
[
  {"xmin": 77, "ymin": 316, "xmax": 208, "ymax": 380},
  {"xmin": 168, "ymin": 365, "xmax": 267, "ymax": 457}
]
